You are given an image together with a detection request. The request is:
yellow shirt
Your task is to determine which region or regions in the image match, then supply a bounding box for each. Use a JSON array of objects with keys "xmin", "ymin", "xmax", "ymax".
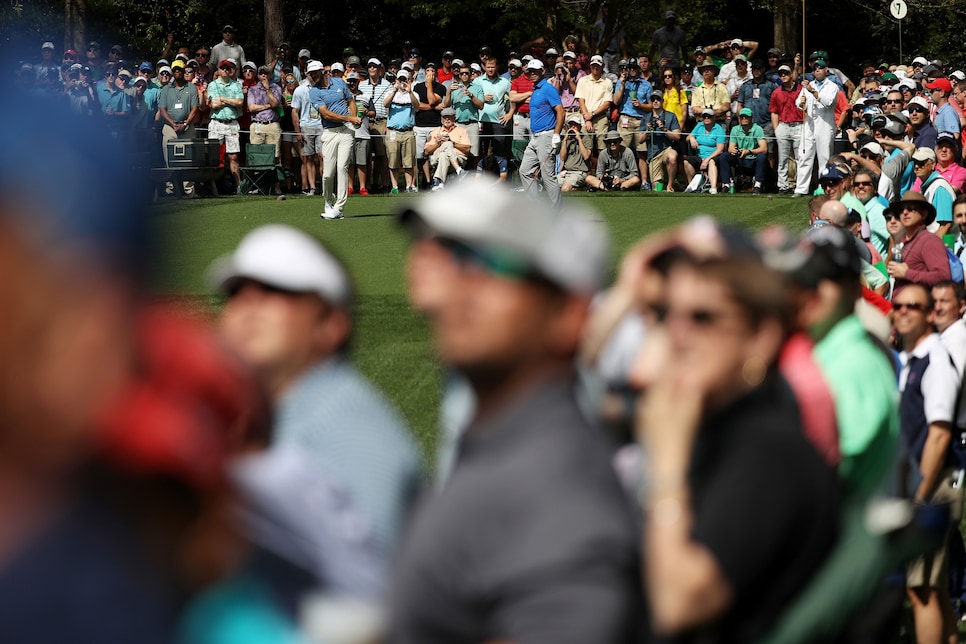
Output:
[{"xmin": 662, "ymin": 87, "xmax": 688, "ymax": 125}]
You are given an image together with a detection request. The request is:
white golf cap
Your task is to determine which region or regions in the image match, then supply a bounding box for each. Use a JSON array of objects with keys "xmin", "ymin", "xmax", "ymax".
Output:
[
  {"xmin": 367, "ymin": 57, "xmax": 382, "ymax": 66},
  {"xmin": 306, "ymin": 60, "xmax": 324, "ymax": 72},
  {"xmin": 860, "ymin": 141, "xmax": 884, "ymax": 157},
  {"xmin": 208, "ymin": 224, "xmax": 351, "ymax": 307},
  {"xmin": 399, "ymin": 182, "xmax": 611, "ymax": 294},
  {"xmin": 298, "ymin": 49, "xmax": 311, "ymax": 59},
  {"xmin": 525, "ymin": 59, "xmax": 544, "ymax": 71},
  {"xmin": 590, "ymin": 55, "xmax": 604, "ymax": 66},
  {"xmin": 331, "ymin": 62, "xmax": 345, "ymax": 72},
  {"xmin": 912, "ymin": 56, "xmax": 928, "ymax": 66}
]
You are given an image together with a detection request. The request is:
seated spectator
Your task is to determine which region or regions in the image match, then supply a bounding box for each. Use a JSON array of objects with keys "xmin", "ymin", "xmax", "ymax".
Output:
[
  {"xmin": 638, "ymin": 90, "xmax": 681, "ymax": 190},
  {"xmin": 558, "ymin": 113, "xmax": 593, "ymax": 191},
  {"xmin": 587, "ymin": 130, "xmax": 640, "ymax": 191},
  {"xmin": 683, "ymin": 108, "xmax": 726, "ymax": 193},
  {"xmin": 424, "ymin": 107, "xmax": 470, "ymax": 190},
  {"xmin": 718, "ymin": 107, "xmax": 767, "ymax": 193}
]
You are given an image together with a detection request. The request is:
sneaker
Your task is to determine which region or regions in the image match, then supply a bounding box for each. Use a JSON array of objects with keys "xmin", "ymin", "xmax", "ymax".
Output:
[
  {"xmin": 456, "ymin": 168, "xmax": 466, "ymax": 178},
  {"xmin": 406, "ymin": 185, "xmax": 418, "ymax": 193},
  {"xmin": 641, "ymin": 182, "xmax": 652, "ymax": 191},
  {"xmin": 753, "ymin": 182, "xmax": 763, "ymax": 195},
  {"xmin": 321, "ymin": 207, "xmax": 344, "ymax": 220},
  {"xmin": 302, "ymin": 188, "xmax": 316, "ymax": 196},
  {"xmin": 778, "ymin": 187, "xmax": 792, "ymax": 195},
  {"xmin": 709, "ymin": 187, "xmax": 718, "ymax": 195},
  {"xmin": 431, "ymin": 178, "xmax": 442, "ymax": 192},
  {"xmin": 347, "ymin": 185, "xmax": 355, "ymax": 195},
  {"xmin": 359, "ymin": 188, "xmax": 369, "ymax": 196},
  {"xmin": 390, "ymin": 187, "xmax": 399, "ymax": 195}
]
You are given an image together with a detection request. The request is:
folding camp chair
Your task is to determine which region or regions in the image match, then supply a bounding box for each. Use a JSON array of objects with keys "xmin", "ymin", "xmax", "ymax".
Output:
[{"xmin": 239, "ymin": 143, "xmax": 283, "ymax": 195}]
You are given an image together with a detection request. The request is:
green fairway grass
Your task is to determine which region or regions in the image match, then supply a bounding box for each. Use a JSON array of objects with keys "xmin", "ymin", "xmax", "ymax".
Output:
[{"xmin": 151, "ymin": 192, "xmax": 811, "ymax": 464}]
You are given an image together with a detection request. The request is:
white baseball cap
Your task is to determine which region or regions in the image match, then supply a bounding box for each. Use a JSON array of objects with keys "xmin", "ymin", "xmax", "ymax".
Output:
[
  {"xmin": 860, "ymin": 141, "xmax": 884, "ymax": 157},
  {"xmin": 590, "ymin": 55, "xmax": 604, "ymax": 66},
  {"xmin": 208, "ymin": 225, "xmax": 351, "ymax": 307},
  {"xmin": 399, "ymin": 182, "xmax": 611, "ymax": 294},
  {"xmin": 298, "ymin": 49, "xmax": 311, "ymax": 59},
  {"xmin": 907, "ymin": 96, "xmax": 930, "ymax": 110},
  {"xmin": 912, "ymin": 56, "xmax": 928, "ymax": 66},
  {"xmin": 331, "ymin": 62, "xmax": 345, "ymax": 73},
  {"xmin": 525, "ymin": 59, "xmax": 545, "ymax": 71},
  {"xmin": 367, "ymin": 57, "xmax": 382, "ymax": 67},
  {"xmin": 306, "ymin": 60, "xmax": 324, "ymax": 72}
]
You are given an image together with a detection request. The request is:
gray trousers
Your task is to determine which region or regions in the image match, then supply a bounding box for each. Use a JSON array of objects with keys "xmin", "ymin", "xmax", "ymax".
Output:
[{"xmin": 519, "ymin": 131, "xmax": 561, "ymax": 207}]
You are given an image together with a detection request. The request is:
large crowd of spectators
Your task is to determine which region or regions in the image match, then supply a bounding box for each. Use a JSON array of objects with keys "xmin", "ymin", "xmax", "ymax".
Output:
[
  {"xmin": 19, "ymin": 20, "xmax": 966, "ymax": 202},
  {"xmin": 10, "ymin": 19, "xmax": 966, "ymax": 644}
]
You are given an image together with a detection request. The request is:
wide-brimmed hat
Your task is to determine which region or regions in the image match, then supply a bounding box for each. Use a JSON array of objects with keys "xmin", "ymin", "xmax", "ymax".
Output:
[{"xmin": 884, "ymin": 190, "xmax": 936, "ymax": 225}]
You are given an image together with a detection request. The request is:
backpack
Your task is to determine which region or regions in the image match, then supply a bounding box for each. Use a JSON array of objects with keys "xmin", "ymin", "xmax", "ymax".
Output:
[{"xmin": 947, "ymin": 247, "xmax": 965, "ymax": 285}]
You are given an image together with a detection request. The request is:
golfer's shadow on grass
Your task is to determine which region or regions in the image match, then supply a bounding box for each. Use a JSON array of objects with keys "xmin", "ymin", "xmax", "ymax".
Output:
[{"xmin": 351, "ymin": 213, "xmax": 398, "ymax": 219}]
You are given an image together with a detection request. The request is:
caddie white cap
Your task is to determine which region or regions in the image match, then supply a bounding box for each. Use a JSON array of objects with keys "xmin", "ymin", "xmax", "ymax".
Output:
[{"xmin": 208, "ymin": 224, "xmax": 351, "ymax": 306}]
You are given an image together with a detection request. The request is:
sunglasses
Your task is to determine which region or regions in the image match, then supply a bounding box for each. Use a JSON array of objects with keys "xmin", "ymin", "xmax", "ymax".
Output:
[
  {"xmin": 459, "ymin": 71, "xmax": 471, "ymax": 75},
  {"xmin": 663, "ymin": 74, "xmax": 674, "ymax": 78},
  {"xmin": 779, "ymin": 71, "xmax": 791, "ymax": 76},
  {"xmin": 196, "ymin": 52, "xmax": 209, "ymax": 57},
  {"xmin": 894, "ymin": 301, "xmax": 928, "ymax": 312},
  {"xmin": 819, "ymin": 179, "xmax": 843, "ymax": 188},
  {"xmin": 885, "ymin": 99, "xmax": 902, "ymax": 104},
  {"xmin": 159, "ymin": 71, "xmax": 171, "ymax": 76},
  {"xmin": 853, "ymin": 180, "xmax": 874, "ymax": 187},
  {"xmin": 909, "ymin": 107, "xmax": 928, "ymax": 114},
  {"xmin": 670, "ymin": 307, "xmax": 730, "ymax": 327},
  {"xmin": 884, "ymin": 213, "xmax": 899, "ymax": 221},
  {"xmin": 88, "ymin": 46, "xmax": 99, "ymax": 52}
]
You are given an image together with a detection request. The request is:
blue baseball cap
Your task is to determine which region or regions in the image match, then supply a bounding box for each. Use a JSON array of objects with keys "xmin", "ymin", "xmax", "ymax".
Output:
[{"xmin": 139, "ymin": 61, "xmax": 154, "ymax": 71}]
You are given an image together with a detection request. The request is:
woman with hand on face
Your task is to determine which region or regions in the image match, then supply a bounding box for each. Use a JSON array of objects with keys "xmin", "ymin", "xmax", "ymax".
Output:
[{"xmin": 614, "ymin": 221, "xmax": 840, "ymax": 643}]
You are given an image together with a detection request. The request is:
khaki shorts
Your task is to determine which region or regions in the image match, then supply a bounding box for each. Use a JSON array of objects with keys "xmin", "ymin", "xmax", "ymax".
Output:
[
  {"xmin": 386, "ymin": 129, "xmax": 416, "ymax": 169},
  {"xmin": 616, "ymin": 115, "xmax": 645, "ymax": 152},
  {"xmin": 370, "ymin": 120, "xmax": 387, "ymax": 157},
  {"xmin": 588, "ymin": 113, "xmax": 610, "ymax": 151},
  {"xmin": 558, "ymin": 170, "xmax": 587, "ymax": 188},
  {"xmin": 648, "ymin": 146, "xmax": 675, "ymax": 184},
  {"xmin": 249, "ymin": 121, "xmax": 282, "ymax": 158},
  {"xmin": 907, "ymin": 470, "xmax": 965, "ymax": 588}
]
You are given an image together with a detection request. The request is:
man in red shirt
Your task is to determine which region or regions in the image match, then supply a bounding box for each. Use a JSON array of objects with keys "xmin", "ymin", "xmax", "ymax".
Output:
[
  {"xmin": 437, "ymin": 51, "xmax": 456, "ymax": 85},
  {"xmin": 769, "ymin": 64, "xmax": 804, "ymax": 194},
  {"xmin": 509, "ymin": 58, "xmax": 535, "ymax": 161}
]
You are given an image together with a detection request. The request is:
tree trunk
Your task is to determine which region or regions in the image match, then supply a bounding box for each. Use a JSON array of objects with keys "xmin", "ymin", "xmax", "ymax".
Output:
[
  {"xmin": 65, "ymin": 0, "xmax": 86, "ymax": 52},
  {"xmin": 264, "ymin": 0, "xmax": 285, "ymax": 65},
  {"xmin": 774, "ymin": 0, "xmax": 799, "ymax": 56}
]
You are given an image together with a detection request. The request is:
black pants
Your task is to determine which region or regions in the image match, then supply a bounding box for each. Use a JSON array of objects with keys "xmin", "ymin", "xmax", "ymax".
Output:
[{"xmin": 480, "ymin": 121, "xmax": 510, "ymax": 159}]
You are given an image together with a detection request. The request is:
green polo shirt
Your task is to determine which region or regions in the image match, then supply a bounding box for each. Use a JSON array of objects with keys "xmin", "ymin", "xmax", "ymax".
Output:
[
  {"xmin": 207, "ymin": 77, "xmax": 243, "ymax": 121},
  {"xmin": 728, "ymin": 123, "xmax": 764, "ymax": 159},
  {"xmin": 814, "ymin": 314, "xmax": 899, "ymax": 500}
]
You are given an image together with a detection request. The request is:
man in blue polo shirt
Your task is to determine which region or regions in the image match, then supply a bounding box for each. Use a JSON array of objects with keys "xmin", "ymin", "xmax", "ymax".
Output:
[
  {"xmin": 518, "ymin": 60, "xmax": 564, "ymax": 206},
  {"xmin": 613, "ymin": 58, "xmax": 652, "ymax": 186},
  {"xmin": 311, "ymin": 65, "xmax": 361, "ymax": 219}
]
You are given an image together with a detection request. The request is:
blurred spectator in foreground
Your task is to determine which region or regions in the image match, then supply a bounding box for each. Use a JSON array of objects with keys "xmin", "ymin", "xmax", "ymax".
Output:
[
  {"xmin": 612, "ymin": 220, "xmax": 839, "ymax": 641},
  {"xmin": 392, "ymin": 183, "xmax": 643, "ymax": 643},
  {"xmin": 0, "ymin": 84, "xmax": 250, "ymax": 643},
  {"xmin": 211, "ymin": 225, "xmax": 422, "ymax": 565}
]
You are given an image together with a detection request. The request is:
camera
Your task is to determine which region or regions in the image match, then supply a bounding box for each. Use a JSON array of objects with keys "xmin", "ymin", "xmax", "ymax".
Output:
[{"xmin": 601, "ymin": 173, "xmax": 615, "ymax": 187}]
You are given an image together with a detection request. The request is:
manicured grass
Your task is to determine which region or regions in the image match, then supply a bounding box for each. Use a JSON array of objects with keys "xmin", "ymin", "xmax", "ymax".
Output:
[{"xmin": 151, "ymin": 191, "xmax": 812, "ymax": 463}]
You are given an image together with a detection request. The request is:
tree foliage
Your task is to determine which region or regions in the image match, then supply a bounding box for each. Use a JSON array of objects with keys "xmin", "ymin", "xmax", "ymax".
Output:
[{"xmin": 4, "ymin": 0, "xmax": 966, "ymax": 77}]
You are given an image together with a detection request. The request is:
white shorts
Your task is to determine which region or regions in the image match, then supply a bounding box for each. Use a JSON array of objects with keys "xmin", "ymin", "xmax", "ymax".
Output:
[{"xmin": 208, "ymin": 119, "xmax": 241, "ymax": 154}]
